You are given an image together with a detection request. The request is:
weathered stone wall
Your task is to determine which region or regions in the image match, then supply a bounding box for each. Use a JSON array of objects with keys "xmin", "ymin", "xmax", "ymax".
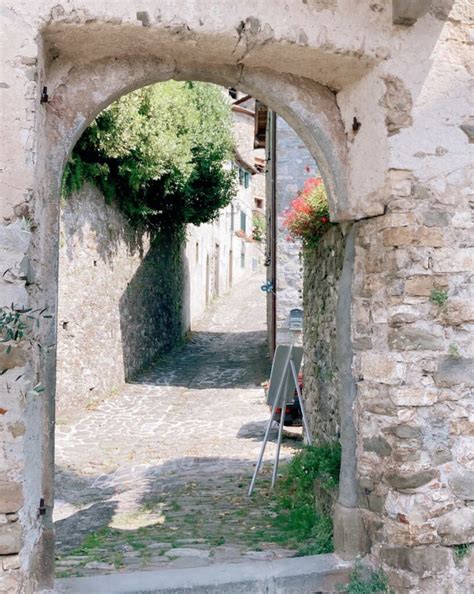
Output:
[
  {"xmin": 303, "ymin": 225, "xmax": 346, "ymax": 441},
  {"xmin": 1, "ymin": 2, "xmax": 473, "ymax": 592},
  {"xmin": 350, "ymin": 187, "xmax": 474, "ymax": 592},
  {"xmin": 266, "ymin": 114, "xmax": 318, "ymax": 348},
  {"xmin": 57, "ymin": 185, "xmax": 185, "ymax": 419}
]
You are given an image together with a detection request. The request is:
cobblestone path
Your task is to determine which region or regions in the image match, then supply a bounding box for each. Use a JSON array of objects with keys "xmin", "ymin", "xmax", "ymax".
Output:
[{"xmin": 54, "ymin": 275, "xmax": 302, "ymax": 577}]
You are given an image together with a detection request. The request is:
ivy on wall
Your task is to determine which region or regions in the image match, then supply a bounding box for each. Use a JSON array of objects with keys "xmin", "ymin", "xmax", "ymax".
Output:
[{"xmin": 63, "ymin": 81, "xmax": 237, "ymax": 230}]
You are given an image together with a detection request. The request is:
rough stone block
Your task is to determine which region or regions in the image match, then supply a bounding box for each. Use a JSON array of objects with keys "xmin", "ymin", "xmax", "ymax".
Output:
[
  {"xmin": 360, "ymin": 353, "xmax": 406, "ymax": 385},
  {"xmin": 389, "ymin": 326, "xmax": 444, "ymax": 351},
  {"xmin": 1, "ymin": 554, "xmax": 20, "ymax": 570},
  {"xmin": 333, "ymin": 503, "xmax": 371, "ymax": 558},
  {"xmin": 389, "ymin": 424, "xmax": 422, "ymax": 439},
  {"xmin": 0, "ymin": 482, "xmax": 23, "ymax": 513},
  {"xmin": 383, "ymin": 78, "xmax": 413, "ymax": 135},
  {"xmin": 405, "ymin": 275, "xmax": 448, "ymax": 297},
  {"xmin": 0, "ymin": 222, "xmax": 31, "ymax": 255},
  {"xmin": 385, "ymin": 468, "xmax": 438, "ymax": 490},
  {"xmin": 421, "ymin": 210, "xmax": 450, "ymax": 227},
  {"xmin": 434, "ymin": 357, "xmax": 474, "ymax": 387},
  {"xmin": 0, "ymin": 521, "xmax": 21, "ymax": 555},
  {"xmin": 392, "ymin": 0, "xmax": 431, "ymax": 25},
  {"xmin": 460, "ymin": 124, "xmax": 474, "ymax": 143},
  {"xmin": 363, "ymin": 436, "xmax": 392, "ymax": 457},
  {"xmin": 380, "ymin": 545, "xmax": 452, "ymax": 575},
  {"xmin": 436, "ymin": 507, "xmax": 474, "ymax": 545},
  {"xmin": 383, "ymin": 227, "xmax": 445, "ymax": 247},
  {"xmin": 367, "ymin": 493, "xmax": 385, "ymax": 514},
  {"xmin": 449, "ymin": 471, "xmax": 474, "ymax": 501},
  {"xmin": 389, "ymin": 387, "xmax": 438, "ymax": 407},
  {"xmin": 432, "ymin": 249, "xmax": 474, "ymax": 273},
  {"xmin": 432, "ymin": 448, "xmax": 453, "ymax": 465},
  {"xmin": 392, "ymin": 442, "xmax": 421, "ymax": 462},
  {"xmin": 0, "ymin": 571, "xmax": 21, "ymax": 594},
  {"xmin": 440, "ymin": 299, "xmax": 474, "ymax": 326}
]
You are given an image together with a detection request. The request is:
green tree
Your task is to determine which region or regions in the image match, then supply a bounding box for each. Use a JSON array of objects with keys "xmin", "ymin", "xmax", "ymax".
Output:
[{"xmin": 63, "ymin": 81, "xmax": 237, "ymax": 230}]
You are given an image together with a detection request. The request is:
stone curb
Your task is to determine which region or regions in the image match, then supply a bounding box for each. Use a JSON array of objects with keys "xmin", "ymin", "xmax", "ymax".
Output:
[{"xmin": 53, "ymin": 554, "xmax": 352, "ymax": 593}]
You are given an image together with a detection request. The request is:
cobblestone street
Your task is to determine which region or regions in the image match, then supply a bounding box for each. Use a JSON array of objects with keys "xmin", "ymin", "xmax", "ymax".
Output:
[{"xmin": 54, "ymin": 274, "xmax": 302, "ymax": 577}]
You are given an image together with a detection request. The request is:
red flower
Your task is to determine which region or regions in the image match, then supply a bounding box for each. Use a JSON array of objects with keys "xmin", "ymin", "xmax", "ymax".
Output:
[{"xmin": 282, "ymin": 176, "xmax": 329, "ymax": 247}]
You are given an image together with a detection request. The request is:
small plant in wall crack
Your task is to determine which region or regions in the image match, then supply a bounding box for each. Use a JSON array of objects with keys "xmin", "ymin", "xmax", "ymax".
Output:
[
  {"xmin": 430, "ymin": 288, "xmax": 448, "ymax": 306},
  {"xmin": 337, "ymin": 560, "xmax": 394, "ymax": 593},
  {"xmin": 447, "ymin": 343, "xmax": 461, "ymax": 359},
  {"xmin": 453, "ymin": 543, "xmax": 471, "ymax": 565}
]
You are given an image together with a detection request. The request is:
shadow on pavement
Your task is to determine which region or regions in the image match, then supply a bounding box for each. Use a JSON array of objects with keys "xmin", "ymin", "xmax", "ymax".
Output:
[{"xmin": 129, "ymin": 330, "xmax": 271, "ymax": 390}]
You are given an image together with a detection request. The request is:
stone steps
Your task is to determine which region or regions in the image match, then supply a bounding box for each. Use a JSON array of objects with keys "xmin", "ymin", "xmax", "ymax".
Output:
[{"xmin": 54, "ymin": 554, "xmax": 352, "ymax": 594}]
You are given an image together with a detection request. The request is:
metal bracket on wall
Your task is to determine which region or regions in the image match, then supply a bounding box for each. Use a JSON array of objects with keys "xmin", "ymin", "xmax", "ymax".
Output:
[
  {"xmin": 40, "ymin": 87, "xmax": 49, "ymax": 104},
  {"xmin": 38, "ymin": 498, "xmax": 46, "ymax": 516}
]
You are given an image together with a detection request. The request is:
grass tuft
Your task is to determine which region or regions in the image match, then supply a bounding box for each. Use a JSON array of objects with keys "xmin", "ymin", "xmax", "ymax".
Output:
[
  {"xmin": 272, "ymin": 441, "xmax": 341, "ymax": 555},
  {"xmin": 338, "ymin": 560, "xmax": 393, "ymax": 593}
]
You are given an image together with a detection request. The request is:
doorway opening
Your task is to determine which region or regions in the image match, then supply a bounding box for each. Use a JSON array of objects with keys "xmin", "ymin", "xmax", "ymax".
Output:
[{"xmin": 52, "ymin": 81, "xmax": 322, "ymax": 579}]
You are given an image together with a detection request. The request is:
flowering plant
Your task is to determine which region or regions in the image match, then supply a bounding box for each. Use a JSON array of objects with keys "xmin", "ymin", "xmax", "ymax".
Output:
[{"xmin": 282, "ymin": 177, "xmax": 331, "ymax": 248}]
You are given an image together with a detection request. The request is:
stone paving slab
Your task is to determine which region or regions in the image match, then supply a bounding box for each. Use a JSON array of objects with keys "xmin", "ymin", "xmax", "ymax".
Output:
[{"xmin": 54, "ymin": 275, "xmax": 303, "ymax": 577}]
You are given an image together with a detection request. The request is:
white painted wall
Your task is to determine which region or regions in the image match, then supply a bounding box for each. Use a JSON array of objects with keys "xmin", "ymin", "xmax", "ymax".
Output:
[{"xmin": 183, "ymin": 176, "xmax": 264, "ymax": 329}]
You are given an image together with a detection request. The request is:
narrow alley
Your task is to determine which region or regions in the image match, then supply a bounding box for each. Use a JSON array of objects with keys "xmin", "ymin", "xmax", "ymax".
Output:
[{"xmin": 54, "ymin": 274, "xmax": 302, "ymax": 577}]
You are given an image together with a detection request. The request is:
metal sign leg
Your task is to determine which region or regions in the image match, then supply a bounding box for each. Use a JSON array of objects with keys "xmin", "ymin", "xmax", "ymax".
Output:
[
  {"xmin": 271, "ymin": 392, "xmax": 286, "ymax": 488},
  {"xmin": 248, "ymin": 346, "xmax": 294, "ymax": 496},
  {"xmin": 289, "ymin": 359, "xmax": 312, "ymax": 446}
]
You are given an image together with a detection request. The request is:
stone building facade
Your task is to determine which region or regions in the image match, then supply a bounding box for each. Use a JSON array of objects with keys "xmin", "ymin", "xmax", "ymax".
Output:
[
  {"xmin": 183, "ymin": 95, "xmax": 265, "ymax": 327},
  {"xmin": 0, "ymin": 2, "xmax": 473, "ymax": 592}
]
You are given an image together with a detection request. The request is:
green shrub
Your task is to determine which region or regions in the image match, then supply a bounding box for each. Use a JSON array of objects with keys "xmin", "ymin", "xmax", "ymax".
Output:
[{"xmin": 63, "ymin": 81, "xmax": 237, "ymax": 230}]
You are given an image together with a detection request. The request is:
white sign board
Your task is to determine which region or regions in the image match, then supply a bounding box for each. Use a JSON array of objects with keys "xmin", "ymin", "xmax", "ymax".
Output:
[{"xmin": 266, "ymin": 345, "xmax": 303, "ymax": 407}]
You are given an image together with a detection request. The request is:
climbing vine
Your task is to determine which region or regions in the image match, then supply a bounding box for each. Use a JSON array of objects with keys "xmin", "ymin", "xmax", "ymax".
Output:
[{"xmin": 62, "ymin": 81, "xmax": 237, "ymax": 230}]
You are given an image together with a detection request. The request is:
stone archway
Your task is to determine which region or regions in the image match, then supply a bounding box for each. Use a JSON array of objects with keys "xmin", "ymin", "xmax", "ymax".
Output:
[{"xmin": 32, "ymin": 24, "xmax": 361, "ymax": 589}]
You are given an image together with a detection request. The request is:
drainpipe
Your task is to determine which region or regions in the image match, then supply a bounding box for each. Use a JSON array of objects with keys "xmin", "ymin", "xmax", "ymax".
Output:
[{"xmin": 270, "ymin": 111, "xmax": 277, "ymax": 355}]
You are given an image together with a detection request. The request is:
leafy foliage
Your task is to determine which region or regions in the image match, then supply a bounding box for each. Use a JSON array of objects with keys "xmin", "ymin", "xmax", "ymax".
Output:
[
  {"xmin": 282, "ymin": 177, "xmax": 332, "ymax": 248},
  {"xmin": 0, "ymin": 306, "xmax": 52, "ymax": 352},
  {"xmin": 0, "ymin": 305, "xmax": 52, "ymax": 383},
  {"xmin": 63, "ymin": 81, "xmax": 237, "ymax": 230},
  {"xmin": 273, "ymin": 442, "xmax": 341, "ymax": 554},
  {"xmin": 252, "ymin": 212, "xmax": 266, "ymax": 242}
]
